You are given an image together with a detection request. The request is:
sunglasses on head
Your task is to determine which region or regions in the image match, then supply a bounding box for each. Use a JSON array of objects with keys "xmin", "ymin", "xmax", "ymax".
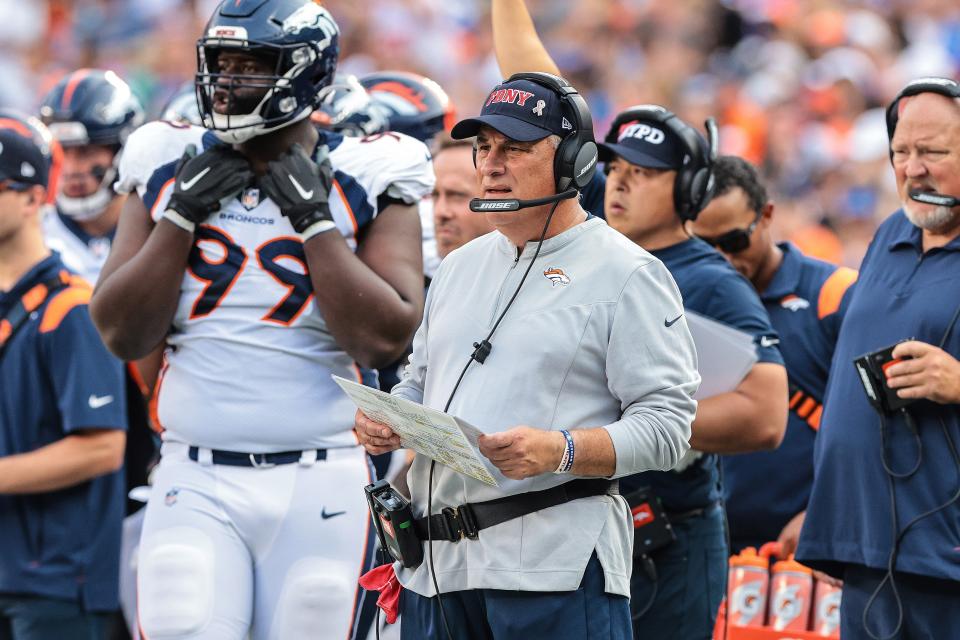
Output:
[{"xmin": 696, "ymin": 211, "xmax": 762, "ymax": 254}]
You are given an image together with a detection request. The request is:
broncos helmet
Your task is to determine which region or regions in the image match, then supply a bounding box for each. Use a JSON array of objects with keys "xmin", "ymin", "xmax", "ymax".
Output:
[
  {"xmin": 160, "ymin": 82, "xmax": 204, "ymax": 126},
  {"xmin": 359, "ymin": 71, "xmax": 456, "ymax": 143},
  {"xmin": 196, "ymin": 0, "xmax": 340, "ymax": 144},
  {"xmin": 0, "ymin": 109, "xmax": 62, "ymax": 201},
  {"xmin": 311, "ymin": 74, "xmax": 389, "ymax": 136},
  {"xmin": 39, "ymin": 69, "xmax": 144, "ymax": 220}
]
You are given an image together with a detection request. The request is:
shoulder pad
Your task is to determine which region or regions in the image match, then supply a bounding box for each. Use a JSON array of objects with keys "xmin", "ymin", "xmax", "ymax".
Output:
[
  {"xmin": 329, "ymin": 132, "xmax": 435, "ymax": 207},
  {"xmin": 115, "ymin": 121, "xmax": 209, "ymax": 197}
]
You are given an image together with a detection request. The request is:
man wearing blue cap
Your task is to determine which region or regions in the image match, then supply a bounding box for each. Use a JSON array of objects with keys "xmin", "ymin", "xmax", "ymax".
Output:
[
  {"xmin": 354, "ymin": 75, "xmax": 700, "ymax": 639},
  {"xmin": 599, "ymin": 107, "xmax": 789, "ymax": 638},
  {"xmin": 0, "ymin": 113, "xmax": 128, "ymax": 638}
]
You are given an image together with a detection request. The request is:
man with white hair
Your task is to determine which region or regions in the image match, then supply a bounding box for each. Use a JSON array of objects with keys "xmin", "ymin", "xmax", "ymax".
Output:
[{"xmin": 797, "ymin": 78, "xmax": 960, "ymax": 638}]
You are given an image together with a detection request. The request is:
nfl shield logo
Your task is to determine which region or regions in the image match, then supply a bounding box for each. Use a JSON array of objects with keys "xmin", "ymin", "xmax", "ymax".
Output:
[{"xmin": 241, "ymin": 187, "xmax": 261, "ymax": 210}]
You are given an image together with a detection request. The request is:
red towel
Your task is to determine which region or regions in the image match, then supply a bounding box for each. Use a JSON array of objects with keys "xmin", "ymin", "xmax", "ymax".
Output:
[{"xmin": 359, "ymin": 563, "xmax": 402, "ymax": 624}]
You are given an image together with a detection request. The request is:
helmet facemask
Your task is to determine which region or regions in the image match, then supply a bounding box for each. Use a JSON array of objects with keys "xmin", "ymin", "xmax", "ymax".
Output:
[
  {"xmin": 55, "ymin": 141, "xmax": 121, "ymax": 221},
  {"xmin": 196, "ymin": 38, "xmax": 330, "ymax": 144}
]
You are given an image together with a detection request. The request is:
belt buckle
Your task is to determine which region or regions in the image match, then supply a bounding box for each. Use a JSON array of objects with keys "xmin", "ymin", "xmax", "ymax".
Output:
[
  {"xmin": 248, "ymin": 453, "xmax": 276, "ymax": 469},
  {"xmin": 440, "ymin": 505, "xmax": 479, "ymax": 541},
  {"xmin": 440, "ymin": 507, "xmax": 463, "ymax": 540},
  {"xmin": 458, "ymin": 505, "xmax": 479, "ymax": 540}
]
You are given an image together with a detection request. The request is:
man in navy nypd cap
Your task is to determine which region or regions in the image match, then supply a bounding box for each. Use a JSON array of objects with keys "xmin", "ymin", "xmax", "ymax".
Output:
[
  {"xmin": 355, "ymin": 74, "xmax": 700, "ymax": 639},
  {"xmin": 599, "ymin": 105, "xmax": 789, "ymax": 639}
]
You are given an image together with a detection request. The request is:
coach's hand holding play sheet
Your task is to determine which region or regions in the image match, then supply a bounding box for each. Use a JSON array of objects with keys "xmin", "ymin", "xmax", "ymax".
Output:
[{"xmin": 333, "ymin": 375, "xmax": 499, "ymax": 486}]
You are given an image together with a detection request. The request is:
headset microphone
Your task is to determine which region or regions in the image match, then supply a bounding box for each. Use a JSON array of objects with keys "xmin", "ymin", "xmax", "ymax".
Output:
[
  {"xmin": 469, "ymin": 188, "xmax": 578, "ymax": 213},
  {"xmin": 909, "ymin": 190, "xmax": 959, "ymax": 208}
]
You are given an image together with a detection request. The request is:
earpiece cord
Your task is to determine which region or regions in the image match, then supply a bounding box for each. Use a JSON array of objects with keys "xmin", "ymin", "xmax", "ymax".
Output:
[
  {"xmin": 937, "ymin": 297, "xmax": 960, "ymax": 349},
  {"xmin": 863, "ymin": 413, "xmax": 960, "ymax": 640},
  {"xmin": 426, "ymin": 197, "xmax": 564, "ymax": 640},
  {"xmin": 861, "ymin": 286, "xmax": 960, "ymax": 639}
]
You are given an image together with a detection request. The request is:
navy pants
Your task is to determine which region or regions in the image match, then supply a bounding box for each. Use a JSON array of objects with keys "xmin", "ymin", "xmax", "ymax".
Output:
[
  {"xmin": 841, "ymin": 564, "xmax": 960, "ymax": 639},
  {"xmin": 0, "ymin": 596, "xmax": 109, "ymax": 640},
  {"xmin": 630, "ymin": 504, "xmax": 727, "ymax": 640},
  {"xmin": 399, "ymin": 552, "xmax": 630, "ymax": 640}
]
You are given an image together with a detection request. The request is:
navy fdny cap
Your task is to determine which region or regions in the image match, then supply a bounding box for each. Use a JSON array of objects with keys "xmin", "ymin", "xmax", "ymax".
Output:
[
  {"xmin": 451, "ymin": 78, "xmax": 576, "ymax": 142},
  {"xmin": 0, "ymin": 116, "xmax": 50, "ymax": 187},
  {"xmin": 598, "ymin": 118, "xmax": 686, "ymax": 169}
]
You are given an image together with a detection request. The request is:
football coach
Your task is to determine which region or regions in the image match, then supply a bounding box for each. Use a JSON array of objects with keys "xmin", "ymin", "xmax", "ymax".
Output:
[{"xmin": 355, "ymin": 72, "xmax": 700, "ymax": 640}]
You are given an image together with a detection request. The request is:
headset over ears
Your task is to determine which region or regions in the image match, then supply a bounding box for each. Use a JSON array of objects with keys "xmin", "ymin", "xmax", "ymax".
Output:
[
  {"xmin": 504, "ymin": 71, "xmax": 598, "ymax": 193},
  {"xmin": 885, "ymin": 77, "xmax": 960, "ymax": 159},
  {"xmin": 605, "ymin": 105, "xmax": 717, "ymax": 222}
]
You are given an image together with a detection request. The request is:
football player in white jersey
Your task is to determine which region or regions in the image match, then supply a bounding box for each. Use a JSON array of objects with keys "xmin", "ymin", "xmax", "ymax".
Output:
[
  {"xmin": 39, "ymin": 69, "xmax": 144, "ymax": 285},
  {"xmin": 90, "ymin": 1, "xmax": 432, "ymax": 639}
]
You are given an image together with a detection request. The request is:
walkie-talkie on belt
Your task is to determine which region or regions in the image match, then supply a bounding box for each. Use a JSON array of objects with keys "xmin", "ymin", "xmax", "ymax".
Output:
[{"xmin": 365, "ymin": 480, "xmax": 424, "ymax": 568}]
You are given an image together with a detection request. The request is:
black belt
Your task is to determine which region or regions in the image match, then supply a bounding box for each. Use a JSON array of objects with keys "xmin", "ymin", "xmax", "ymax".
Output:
[
  {"xmin": 188, "ymin": 446, "xmax": 327, "ymax": 468},
  {"xmin": 664, "ymin": 500, "xmax": 720, "ymax": 524},
  {"xmin": 414, "ymin": 478, "xmax": 618, "ymax": 542}
]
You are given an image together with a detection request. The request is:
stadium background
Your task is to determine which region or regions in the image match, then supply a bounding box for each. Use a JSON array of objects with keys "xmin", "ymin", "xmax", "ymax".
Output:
[{"xmin": 2, "ymin": 0, "xmax": 958, "ymax": 265}]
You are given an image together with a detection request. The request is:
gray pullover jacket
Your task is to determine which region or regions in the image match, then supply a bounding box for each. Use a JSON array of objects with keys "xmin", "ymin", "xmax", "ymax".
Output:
[{"xmin": 393, "ymin": 216, "xmax": 700, "ymax": 597}]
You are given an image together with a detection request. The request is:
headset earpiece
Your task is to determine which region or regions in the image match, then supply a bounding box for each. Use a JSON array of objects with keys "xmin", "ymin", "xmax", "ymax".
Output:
[
  {"xmin": 604, "ymin": 105, "xmax": 716, "ymax": 222},
  {"xmin": 504, "ymin": 72, "xmax": 597, "ymax": 193},
  {"xmin": 885, "ymin": 77, "xmax": 960, "ymax": 163}
]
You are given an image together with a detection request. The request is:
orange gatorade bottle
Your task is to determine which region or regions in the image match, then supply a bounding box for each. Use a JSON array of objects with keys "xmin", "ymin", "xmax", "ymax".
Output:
[
  {"xmin": 727, "ymin": 547, "xmax": 769, "ymax": 627},
  {"xmin": 812, "ymin": 578, "xmax": 842, "ymax": 637},
  {"xmin": 768, "ymin": 555, "xmax": 813, "ymax": 631}
]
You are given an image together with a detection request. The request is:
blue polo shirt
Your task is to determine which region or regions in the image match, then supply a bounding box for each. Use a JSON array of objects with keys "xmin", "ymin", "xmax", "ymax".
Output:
[
  {"xmin": 579, "ymin": 171, "xmax": 605, "ymax": 220},
  {"xmin": 621, "ymin": 238, "xmax": 783, "ymax": 512},
  {"xmin": 0, "ymin": 254, "xmax": 128, "ymax": 611},
  {"xmin": 723, "ymin": 243, "xmax": 857, "ymax": 550},
  {"xmin": 797, "ymin": 211, "xmax": 960, "ymax": 581}
]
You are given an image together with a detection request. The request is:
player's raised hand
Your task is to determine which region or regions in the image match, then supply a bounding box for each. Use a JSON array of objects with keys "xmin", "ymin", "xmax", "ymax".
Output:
[
  {"xmin": 259, "ymin": 143, "xmax": 336, "ymax": 240},
  {"xmin": 166, "ymin": 144, "xmax": 254, "ymax": 228},
  {"xmin": 354, "ymin": 409, "xmax": 402, "ymax": 455}
]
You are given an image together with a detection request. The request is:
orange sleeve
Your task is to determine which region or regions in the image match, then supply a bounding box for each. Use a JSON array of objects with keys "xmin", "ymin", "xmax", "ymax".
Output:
[
  {"xmin": 817, "ymin": 267, "xmax": 858, "ymax": 319},
  {"xmin": 39, "ymin": 286, "xmax": 93, "ymax": 333}
]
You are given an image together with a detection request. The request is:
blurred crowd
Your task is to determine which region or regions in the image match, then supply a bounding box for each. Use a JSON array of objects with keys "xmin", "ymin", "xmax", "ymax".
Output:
[{"xmin": 3, "ymin": 0, "xmax": 960, "ymax": 266}]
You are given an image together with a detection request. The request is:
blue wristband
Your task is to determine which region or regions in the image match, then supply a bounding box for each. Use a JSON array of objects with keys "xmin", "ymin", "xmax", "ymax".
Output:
[{"xmin": 554, "ymin": 429, "xmax": 575, "ymax": 474}]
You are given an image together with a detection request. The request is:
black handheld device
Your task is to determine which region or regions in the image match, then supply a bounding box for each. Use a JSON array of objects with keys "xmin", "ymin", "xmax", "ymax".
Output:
[
  {"xmin": 853, "ymin": 339, "xmax": 916, "ymax": 415},
  {"xmin": 623, "ymin": 487, "xmax": 676, "ymax": 556},
  {"xmin": 365, "ymin": 480, "xmax": 424, "ymax": 568}
]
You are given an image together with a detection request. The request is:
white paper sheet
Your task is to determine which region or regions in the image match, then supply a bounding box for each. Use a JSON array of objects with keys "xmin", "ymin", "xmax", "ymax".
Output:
[
  {"xmin": 685, "ymin": 310, "xmax": 759, "ymax": 400},
  {"xmin": 332, "ymin": 375, "xmax": 500, "ymax": 486},
  {"xmin": 671, "ymin": 311, "xmax": 762, "ymax": 472}
]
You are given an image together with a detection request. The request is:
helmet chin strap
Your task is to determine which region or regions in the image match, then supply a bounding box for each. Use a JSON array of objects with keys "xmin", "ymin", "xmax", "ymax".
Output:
[
  {"xmin": 56, "ymin": 166, "xmax": 118, "ymax": 222},
  {"xmin": 211, "ymin": 106, "xmax": 313, "ymax": 144}
]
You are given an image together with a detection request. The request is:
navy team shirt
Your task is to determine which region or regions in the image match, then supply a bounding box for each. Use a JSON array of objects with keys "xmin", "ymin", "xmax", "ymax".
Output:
[
  {"xmin": 797, "ymin": 211, "xmax": 960, "ymax": 581},
  {"xmin": 723, "ymin": 243, "xmax": 856, "ymax": 550},
  {"xmin": 580, "ymin": 171, "xmax": 605, "ymax": 219},
  {"xmin": 620, "ymin": 238, "xmax": 783, "ymax": 512},
  {"xmin": 0, "ymin": 254, "xmax": 128, "ymax": 611}
]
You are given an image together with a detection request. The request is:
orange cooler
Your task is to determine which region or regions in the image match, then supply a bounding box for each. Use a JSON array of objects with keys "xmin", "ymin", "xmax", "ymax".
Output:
[
  {"xmin": 728, "ymin": 547, "xmax": 770, "ymax": 627},
  {"xmin": 768, "ymin": 556, "xmax": 813, "ymax": 631},
  {"xmin": 812, "ymin": 579, "xmax": 842, "ymax": 637}
]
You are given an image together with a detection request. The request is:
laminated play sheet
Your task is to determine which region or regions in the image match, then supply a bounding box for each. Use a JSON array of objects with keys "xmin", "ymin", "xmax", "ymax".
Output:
[{"xmin": 333, "ymin": 375, "xmax": 499, "ymax": 487}]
